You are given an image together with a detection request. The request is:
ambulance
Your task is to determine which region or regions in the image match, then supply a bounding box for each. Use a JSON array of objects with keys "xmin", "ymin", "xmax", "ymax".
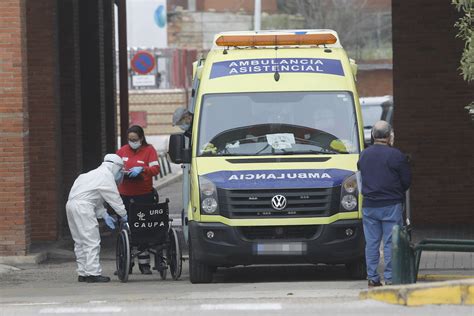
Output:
[{"xmin": 169, "ymin": 30, "xmax": 366, "ymax": 283}]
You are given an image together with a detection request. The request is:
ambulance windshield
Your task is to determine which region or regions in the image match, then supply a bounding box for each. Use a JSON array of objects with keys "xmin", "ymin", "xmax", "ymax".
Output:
[{"xmin": 198, "ymin": 91, "xmax": 360, "ymax": 156}]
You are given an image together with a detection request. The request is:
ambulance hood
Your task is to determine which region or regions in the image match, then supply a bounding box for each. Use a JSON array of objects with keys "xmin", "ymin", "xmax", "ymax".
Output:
[{"xmin": 196, "ymin": 155, "xmax": 358, "ymax": 190}]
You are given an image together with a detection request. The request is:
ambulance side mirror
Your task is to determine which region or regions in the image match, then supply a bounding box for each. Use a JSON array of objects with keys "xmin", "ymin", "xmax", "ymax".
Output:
[{"xmin": 168, "ymin": 133, "xmax": 191, "ymax": 164}]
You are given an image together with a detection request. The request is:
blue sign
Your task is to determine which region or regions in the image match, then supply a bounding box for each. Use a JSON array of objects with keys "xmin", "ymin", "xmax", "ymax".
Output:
[
  {"xmin": 203, "ymin": 169, "xmax": 354, "ymax": 189},
  {"xmin": 209, "ymin": 58, "xmax": 345, "ymax": 79},
  {"xmin": 131, "ymin": 51, "xmax": 155, "ymax": 75}
]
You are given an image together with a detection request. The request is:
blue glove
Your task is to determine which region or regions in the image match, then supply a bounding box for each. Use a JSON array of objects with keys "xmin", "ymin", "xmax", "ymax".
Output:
[
  {"xmin": 103, "ymin": 213, "xmax": 117, "ymax": 229},
  {"xmin": 128, "ymin": 166, "xmax": 144, "ymax": 178},
  {"xmin": 120, "ymin": 215, "xmax": 128, "ymax": 223}
]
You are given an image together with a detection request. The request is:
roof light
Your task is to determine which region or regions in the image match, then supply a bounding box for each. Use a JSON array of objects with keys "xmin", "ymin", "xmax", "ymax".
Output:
[{"xmin": 215, "ymin": 33, "xmax": 337, "ymax": 47}]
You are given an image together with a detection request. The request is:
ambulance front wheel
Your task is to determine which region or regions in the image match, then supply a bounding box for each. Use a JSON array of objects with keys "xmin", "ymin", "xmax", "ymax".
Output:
[{"xmin": 189, "ymin": 239, "xmax": 213, "ymax": 284}]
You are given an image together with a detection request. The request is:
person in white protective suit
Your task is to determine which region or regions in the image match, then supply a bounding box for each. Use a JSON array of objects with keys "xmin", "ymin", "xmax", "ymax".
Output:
[{"xmin": 66, "ymin": 154, "xmax": 128, "ymax": 283}]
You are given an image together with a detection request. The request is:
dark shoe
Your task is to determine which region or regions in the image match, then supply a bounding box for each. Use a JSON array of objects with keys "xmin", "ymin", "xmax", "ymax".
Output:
[
  {"xmin": 368, "ymin": 279, "xmax": 383, "ymax": 288},
  {"xmin": 139, "ymin": 264, "xmax": 152, "ymax": 275},
  {"xmin": 86, "ymin": 275, "xmax": 111, "ymax": 283},
  {"xmin": 78, "ymin": 275, "xmax": 87, "ymax": 282},
  {"xmin": 385, "ymin": 280, "xmax": 393, "ymax": 286}
]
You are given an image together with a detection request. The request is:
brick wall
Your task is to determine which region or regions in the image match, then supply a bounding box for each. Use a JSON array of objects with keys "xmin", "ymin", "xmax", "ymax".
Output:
[
  {"xmin": 119, "ymin": 89, "xmax": 187, "ymax": 136},
  {"xmin": 197, "ymin": 0, "xmax": 277, "ymax": 14},
  {"xmin": 357, "ymin": 69, "xmax": 393, "ymax": 97},
  {"xmin": 26, "ymin": 0, "xmax": 61, "ymax": 241},
  {"xmin": 168, "ymin": 11, "xmax": 304, "ymax": 50},
  {"xmin": 392, "ymin": 1, "xmax": 474, "ymax": 225},
  {"xmin": 0, "ymin": 0, "xmax": 31, "ymax": 255}
]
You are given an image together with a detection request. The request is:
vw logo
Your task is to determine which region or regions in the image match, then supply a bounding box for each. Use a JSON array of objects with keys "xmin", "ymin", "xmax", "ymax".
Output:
[{"xmin": 271, "ymin": 195, "xmax": 287, "ymax": 210}]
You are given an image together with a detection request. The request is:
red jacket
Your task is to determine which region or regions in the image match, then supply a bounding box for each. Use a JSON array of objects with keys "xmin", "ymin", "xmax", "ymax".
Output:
[{"xmin": 116, "ymin": 144, "xmax": 160, "ymax": 196}]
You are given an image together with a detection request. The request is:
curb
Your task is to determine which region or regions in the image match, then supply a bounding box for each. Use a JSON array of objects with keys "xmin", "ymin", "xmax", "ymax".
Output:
[
  {"xmin": 0, "ymin": 264, "xmax": 20, "ymax": 274},
  {"xmin": 360, "ymin": 278, "xmax": 474, "ymax": 306},
  {"xmin": 418, "ymin": 274, "xmax": 474, "ymax": 282},
  {"xmin": 0, "ymin": 251, "xmax": 47, "ymax": 266},
  {"xmin": 154, "ymin": 171, "xmax": 183, "ymax": 191}
]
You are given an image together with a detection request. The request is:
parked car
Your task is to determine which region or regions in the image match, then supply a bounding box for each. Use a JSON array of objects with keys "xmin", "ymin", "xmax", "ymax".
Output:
[{"xmin": 360, "ymin": 95, "xmax": 394, "ymax": 145}]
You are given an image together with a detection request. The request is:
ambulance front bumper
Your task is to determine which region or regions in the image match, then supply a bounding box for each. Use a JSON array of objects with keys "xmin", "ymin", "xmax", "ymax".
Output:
[{"xmin": 189, "ymin": 219, "xmax": 364, "ymax": 267}]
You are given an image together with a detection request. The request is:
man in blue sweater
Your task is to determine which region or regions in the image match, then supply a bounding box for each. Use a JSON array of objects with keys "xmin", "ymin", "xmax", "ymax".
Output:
[{"xmin": 357, "ymin": 121, "xmax": 411, "ymax": 287}]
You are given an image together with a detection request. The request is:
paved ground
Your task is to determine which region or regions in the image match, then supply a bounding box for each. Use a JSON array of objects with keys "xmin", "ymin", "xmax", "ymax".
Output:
[
  {"xmin": 0, "ymin": 176, "xmax": 473, "ymax": 315},
  {"xmin": 1, "ymin": 255, "xmax": 473, "ymax": 315}
]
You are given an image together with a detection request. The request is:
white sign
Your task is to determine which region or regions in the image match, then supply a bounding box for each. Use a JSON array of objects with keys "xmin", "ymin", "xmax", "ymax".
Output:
[
  {"xmin": 132, "ymin": 75, "xmax": 156, "ymax": 87},
  {"xmin": 266, "ymin": 133, "xmax": 296, "ymax": 150},
  {"xmin": 127, "ymin": 0, "xmax": 168, "ymax": 48}
]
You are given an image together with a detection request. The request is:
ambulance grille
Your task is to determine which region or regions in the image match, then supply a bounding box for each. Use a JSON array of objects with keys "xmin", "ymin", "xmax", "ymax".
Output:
[
  {"xmin": 218, "ymin": 187, "xmax": 340, "ymax": 218},
  {"xmin": 239, "ymin": 225, "xmax": 321, "ymax": 240}
]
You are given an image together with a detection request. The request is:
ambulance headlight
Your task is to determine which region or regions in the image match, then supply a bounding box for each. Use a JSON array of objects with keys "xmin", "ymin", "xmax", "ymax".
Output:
[
  {"xmin": 199, "ymin": 176, "xmax": 219, "ymax": 215},
  {"xmin": 341, "ymin": 195, "xmax": 357, "ymax": 211},
  {"xmin": 340, "ymin": 173, "xmax": 359, "ymax": 211},
  {"xmin": 202, "ymin": 198, "xmax": 218, "ymax": 214}
]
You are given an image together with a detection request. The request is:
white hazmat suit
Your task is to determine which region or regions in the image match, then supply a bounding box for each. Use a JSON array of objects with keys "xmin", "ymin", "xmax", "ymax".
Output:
[{"xmin": 66, "ymin": 154, "xmax": 127, "ymax": 277}]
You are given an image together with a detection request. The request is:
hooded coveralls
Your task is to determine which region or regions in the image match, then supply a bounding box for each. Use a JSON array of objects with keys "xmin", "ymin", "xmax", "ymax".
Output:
[{"xmin": 66, "ymin": 162, "xmax": 127, "ymax": 277}]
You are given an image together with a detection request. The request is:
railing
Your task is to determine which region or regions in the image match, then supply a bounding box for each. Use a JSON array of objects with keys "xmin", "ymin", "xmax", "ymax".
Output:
[
  {"xmin": 392, "ymin": 225, "xmax": 474, "ymax": 284},
  {"xmin": 156, "ymin": 151, "xmax": 173, "ymax": 179}
]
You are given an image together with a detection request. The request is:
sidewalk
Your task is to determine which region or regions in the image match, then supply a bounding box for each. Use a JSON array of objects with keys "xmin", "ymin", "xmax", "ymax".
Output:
[{"xmin": 413, "ymin": 225, "xmax": 474, "ymax": 279}]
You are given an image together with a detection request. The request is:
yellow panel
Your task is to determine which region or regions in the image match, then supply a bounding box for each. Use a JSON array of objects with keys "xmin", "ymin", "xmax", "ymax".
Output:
[
  {"xmin": 360, "ymin": 289, "xmax": 404, "ymax": 305},
  {"xmin": 199, "ymin": 48, "xmax": 355, "ymax": 94},
  {"xmin": 464, "ymin": 284, "xmax": 474, "ymax": 305},
  {"xmin": 200, "ymin": 212, "xmax": 359, "ymax": 226},
  {"xmin": 406, "ymin": 286, "xmax": 462, "ymax": 306},
  {"xmin": 196, "ymin": 155, "xmax": 358, "ymax": 175}
]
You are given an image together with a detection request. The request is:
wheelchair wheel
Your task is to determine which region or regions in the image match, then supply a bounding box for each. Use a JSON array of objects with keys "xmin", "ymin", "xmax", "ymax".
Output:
[
  {"xmin": 168, "ymin": 228, "xmax": 182, "ymax": 280},
  {"xmin": 154, "ymin": 249, "xmax": 167, "ymax": 280},
  {"xmin": 116, "ymin": 229, "xmax": 130, "ymax": 283}
]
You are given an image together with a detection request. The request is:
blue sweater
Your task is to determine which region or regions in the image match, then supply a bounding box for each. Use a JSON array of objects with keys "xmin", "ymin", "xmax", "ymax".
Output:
[{"xmin": 357, "ymin": 144, "xmax": 411, "ymax": 207}]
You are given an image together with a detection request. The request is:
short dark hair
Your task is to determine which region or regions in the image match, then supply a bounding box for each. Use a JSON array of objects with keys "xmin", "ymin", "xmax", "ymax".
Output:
[{"xmin": 127, "ymin": 125, "xmax": 148, "ymax": 146}]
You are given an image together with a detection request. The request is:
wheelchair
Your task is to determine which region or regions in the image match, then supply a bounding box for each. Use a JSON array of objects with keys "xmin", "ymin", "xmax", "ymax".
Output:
[{"xmin": 115, "ymin": 198, "xmax": 182, "ymax": 282}]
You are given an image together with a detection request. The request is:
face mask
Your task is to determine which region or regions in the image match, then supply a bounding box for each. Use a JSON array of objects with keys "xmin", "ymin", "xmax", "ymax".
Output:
[
  {"xmin": 179, "ymin": 123, "xmax": 190, "ymax": 131},
  {"xmin": 128, "ymin": 140, "xmax": 141, "ymax": 150}
]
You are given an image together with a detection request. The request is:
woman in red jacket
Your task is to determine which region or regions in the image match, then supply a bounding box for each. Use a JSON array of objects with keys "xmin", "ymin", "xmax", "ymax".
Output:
[{"xmin": 117, "ymin": 125, "xmax": 160, "ymax": 274}]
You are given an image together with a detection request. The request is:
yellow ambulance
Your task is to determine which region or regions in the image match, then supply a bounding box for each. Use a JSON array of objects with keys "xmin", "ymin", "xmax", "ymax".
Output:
[{"xmin": 169, "ymin": 30, "xmax": 366, "ymax": 283}]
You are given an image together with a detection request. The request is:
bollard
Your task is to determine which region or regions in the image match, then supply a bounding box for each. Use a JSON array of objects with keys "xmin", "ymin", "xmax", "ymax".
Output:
[{"xmin": 392, "ymin": 225, "xmax": 416, "ymax": 284}]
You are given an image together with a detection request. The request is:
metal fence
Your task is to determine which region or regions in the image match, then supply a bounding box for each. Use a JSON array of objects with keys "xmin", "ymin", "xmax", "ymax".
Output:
[{"xmin": 127, "ymin": 48, "xmax": 198, "ymax": 90}]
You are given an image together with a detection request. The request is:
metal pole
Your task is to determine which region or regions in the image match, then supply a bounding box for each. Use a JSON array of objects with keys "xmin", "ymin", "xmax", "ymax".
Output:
[
  {"xmin": 117, "ymin": 0, "xmax": 129, "ymax": 146},
  {"xmin": 188, "ymin": 0, "xmax": 196, "ymax": 12},
  {"xmin": 254, "ymin": 0, "xmax": 261, "ymax": 31}
]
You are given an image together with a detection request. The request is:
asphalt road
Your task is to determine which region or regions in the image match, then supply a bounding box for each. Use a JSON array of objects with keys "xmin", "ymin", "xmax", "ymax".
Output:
[
  {"xmin": 0, "ymin": 180, "xmax": 473, "ymax": 315},
  {"xmin": 1, "ymin": 261, "xmax": 473, "ymax": 315}
]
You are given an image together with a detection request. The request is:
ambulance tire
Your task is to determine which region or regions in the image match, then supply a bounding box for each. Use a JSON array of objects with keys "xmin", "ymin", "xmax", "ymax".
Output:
[
  {"xmin": 346, "ymin": 258, "xmax": 366, "ymax": 280},
  {"xmin": 189, "ymin": 240, "xmax": 213, "ymax": 284}
]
